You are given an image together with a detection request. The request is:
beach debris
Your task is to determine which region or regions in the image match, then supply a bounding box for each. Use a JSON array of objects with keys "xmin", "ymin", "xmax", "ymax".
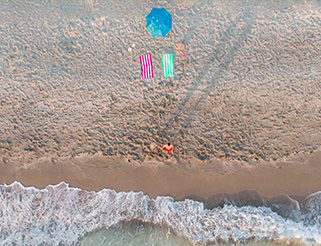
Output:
[
  {"xmin": 146, "ymin": 8, "xmax": 172, "ymax": 37},
  {"xmin": 128, "ymin": 47, "xmax": 133, "ymax": 53},
  {"xmin": 182, "ymin": 53, "xmax": 187, "ymax": 59},
  {"xmin": 177, "ymin": 43, "xmax": 185, "ymax": 51}
]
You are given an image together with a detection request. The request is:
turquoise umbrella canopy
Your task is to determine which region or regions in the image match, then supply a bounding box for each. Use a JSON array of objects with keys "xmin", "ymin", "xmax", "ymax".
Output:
[{"xmin": 146, "ymin": 8, "xmax": 172, "ymax": 37}]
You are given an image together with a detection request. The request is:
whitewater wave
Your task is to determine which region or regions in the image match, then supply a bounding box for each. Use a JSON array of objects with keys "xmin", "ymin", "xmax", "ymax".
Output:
[{"xmin": 0, "ymin": 182, "xmax": 320, "ymax": 245}]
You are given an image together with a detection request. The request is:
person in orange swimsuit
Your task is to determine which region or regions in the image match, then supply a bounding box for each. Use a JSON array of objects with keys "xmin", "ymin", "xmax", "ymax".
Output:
[{"xmin": 162, "ymin": 143, "xmax": 173, "ymax": 152}]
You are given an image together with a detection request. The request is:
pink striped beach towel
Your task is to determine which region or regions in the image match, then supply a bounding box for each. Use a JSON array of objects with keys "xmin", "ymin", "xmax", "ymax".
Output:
[{"xmin": 140, "ymin": 54, "xmax": 153, "ymax": 79}]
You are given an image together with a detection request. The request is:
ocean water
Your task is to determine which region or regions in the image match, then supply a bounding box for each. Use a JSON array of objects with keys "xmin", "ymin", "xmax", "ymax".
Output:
[
  {"xmin": 79, "ymin": 220, "xmax": 297, "ymax": 246},
  {"xmin": 79, "ymin": 220, "xmax": 193, "ymax": 246},
  {"xmin": 0, "ymin": 182, "xmax": 320, "ymax": 245}
]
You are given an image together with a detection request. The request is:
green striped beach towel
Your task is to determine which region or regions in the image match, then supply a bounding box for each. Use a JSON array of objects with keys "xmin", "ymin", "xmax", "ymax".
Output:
[{"xmin": 162, "ymin": 54, "xmax": 175, "ymax": 78}]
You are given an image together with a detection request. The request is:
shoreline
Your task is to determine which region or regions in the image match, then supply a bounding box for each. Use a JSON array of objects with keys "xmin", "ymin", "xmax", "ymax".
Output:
[{"xmin": 1, "ymin": 147, "xmax": 320, "ymax": 201}]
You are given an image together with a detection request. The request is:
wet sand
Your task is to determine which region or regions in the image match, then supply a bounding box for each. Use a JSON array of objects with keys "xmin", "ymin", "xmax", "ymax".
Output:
[{"xmin": 1, "ymin": 148, "xmax": 320, "ymax": 200}]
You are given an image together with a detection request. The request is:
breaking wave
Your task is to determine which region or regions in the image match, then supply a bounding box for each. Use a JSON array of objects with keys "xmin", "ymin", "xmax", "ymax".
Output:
[{"xmin": 0, "ymin": 182, "xmax": 320, "ymax": 245}]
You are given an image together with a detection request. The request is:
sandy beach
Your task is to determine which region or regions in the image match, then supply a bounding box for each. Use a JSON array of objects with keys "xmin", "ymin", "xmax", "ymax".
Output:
[
  {"xmin": 1, "ymin": 148, "xmax": 321, "ymax": 202},
  {"xmin": 0, "ymin": 0, "xmax": 321, "ymax": 199}
]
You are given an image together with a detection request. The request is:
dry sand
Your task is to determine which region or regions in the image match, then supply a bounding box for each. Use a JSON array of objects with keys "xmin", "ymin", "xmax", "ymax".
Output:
[{"xmin": 0, "ymin": 0, "xmax": 320, "ymax": 197}]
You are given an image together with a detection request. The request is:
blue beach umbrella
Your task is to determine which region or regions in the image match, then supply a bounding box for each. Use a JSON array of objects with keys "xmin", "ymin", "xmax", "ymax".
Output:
[{"xmin": 146, "ymin": 8, "xmax": 172, "ymax": 37}]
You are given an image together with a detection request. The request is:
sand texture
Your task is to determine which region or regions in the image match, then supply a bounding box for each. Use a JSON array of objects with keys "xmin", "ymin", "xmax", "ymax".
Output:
[
  {"xmin": 0, "ymin": 0, "xmax": 320, "ymax": 164},
  {"xmin": 0, "ymin": 148, "xmax": 321, "ymax": 200}
]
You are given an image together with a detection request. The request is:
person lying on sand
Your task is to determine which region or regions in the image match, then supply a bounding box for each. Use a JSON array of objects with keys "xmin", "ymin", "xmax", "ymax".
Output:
[{"xmin": 162, "ymin": 143, "xmax": 173, "ymax": 152}]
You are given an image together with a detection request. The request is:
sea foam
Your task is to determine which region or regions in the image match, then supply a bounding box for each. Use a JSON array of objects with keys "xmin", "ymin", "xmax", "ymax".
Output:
[{"xmin": 0, "ymin": 182, "xmax": 320, "ymax": 245}]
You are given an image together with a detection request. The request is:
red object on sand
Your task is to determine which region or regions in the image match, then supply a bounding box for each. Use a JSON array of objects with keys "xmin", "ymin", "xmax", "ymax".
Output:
[
  {"xmin": 165, "ymin": 146, "xmax": 173, "ymax": 151},
  {"xmin": 182, "ymin": 54, "xmax": 187, "ymax": 59},
  {"xmin": 140, "ymin": 54, "xmax": 153, "ymax": 79}
]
